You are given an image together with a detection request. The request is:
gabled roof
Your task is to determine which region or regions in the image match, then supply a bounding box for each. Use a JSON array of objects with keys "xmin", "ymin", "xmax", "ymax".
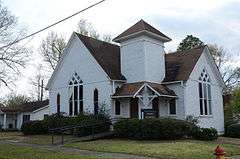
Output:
[
  {"xmin": 163, "ymin": 46, "xmax": 205, "ymax": 82},
  {"xmin": 76, "ymin": 33, "xmax": 125, "ymax": 80},
  {"xmin": 113, "ymin": 19, "xmax": 171, "ymax": 42},
  {"xmin": 112, "ymin": 81, "xmax": 176, "ymax": 98},
  {"xmin": 0, "ymin": 100, "xmax": 49, "ymax": 113}
]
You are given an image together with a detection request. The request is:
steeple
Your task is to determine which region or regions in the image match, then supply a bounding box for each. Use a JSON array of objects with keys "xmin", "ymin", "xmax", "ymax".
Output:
[{"xmin": 115, "ymin": 20, "xmax": 171, "ymax": 83}]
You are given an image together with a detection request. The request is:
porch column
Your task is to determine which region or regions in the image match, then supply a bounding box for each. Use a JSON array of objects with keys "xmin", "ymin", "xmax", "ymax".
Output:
[{"xmin": 3, "ymin": 113, "xmax": 6, "ymax": 129}]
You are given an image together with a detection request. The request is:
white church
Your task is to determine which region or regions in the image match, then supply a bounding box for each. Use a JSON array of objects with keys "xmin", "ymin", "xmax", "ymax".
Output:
[{"xmin": 46, "ymin": 20, "xmax": 225, "ymax": 134}]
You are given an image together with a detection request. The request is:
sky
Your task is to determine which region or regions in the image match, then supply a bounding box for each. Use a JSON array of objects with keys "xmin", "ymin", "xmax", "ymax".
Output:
[{"xmin": 2, "ymin": 0, "xmax": 240, "ymax": 98}]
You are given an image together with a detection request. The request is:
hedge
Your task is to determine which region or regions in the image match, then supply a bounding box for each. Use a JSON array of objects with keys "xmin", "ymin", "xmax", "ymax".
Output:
[
  {"xmin": 226, "ymin": 124, "xmax": 240, "ymax": 138},
  {"xmin": 192, "ymin": 127, "xmax": 218, "ymax": 141},
  {"xmin": 114, "ymin": 118, "xmax": 197, "ymax": 140},
  {"xmin": 21, "ymin": 120, "xmax": 48, "ymax": 135},
  {"xmin": 114, "ymin": 118, "xmax": 218, "ymax": 140},
  {"xmin": 21, "ymin": 113, "xmax": 110, "ymax": 136}
]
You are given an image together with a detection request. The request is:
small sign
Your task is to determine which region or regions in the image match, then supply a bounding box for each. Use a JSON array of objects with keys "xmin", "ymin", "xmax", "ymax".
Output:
[{"xmin": 141, "ymin": 109, "xmax": 157, "ymax": 118}]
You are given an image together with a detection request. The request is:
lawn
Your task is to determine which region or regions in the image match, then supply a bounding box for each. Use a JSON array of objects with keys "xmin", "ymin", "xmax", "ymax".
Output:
[
  {"xmin": 0, "ymin": 144, "xmax": 106, "ymax": 159},
  {"xmin": 66, "ymin": 139, "xmax": 240, "ymax": 159},
  {"xmin": 0, "ymin": 132, "xmax": 77, "ymax": 145}
]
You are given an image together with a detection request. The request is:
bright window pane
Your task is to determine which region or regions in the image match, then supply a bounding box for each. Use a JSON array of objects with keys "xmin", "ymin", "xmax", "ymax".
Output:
[
  {"xmin": 208, "ymin": 84, "xmax": 211, "ymax": 100},
  {"xmin": 208, "ymin": 100, "xmax": 212, "ymax": 115},
  {"xmin": 203, "ymin": 83, "xmax": 207, "ymax": 98}
]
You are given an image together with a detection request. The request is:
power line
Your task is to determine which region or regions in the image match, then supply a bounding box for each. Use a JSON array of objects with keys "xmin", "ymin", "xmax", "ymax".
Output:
[{"xmin": 0, "ymin": 0, "xmax": 106, "ymax": 50}]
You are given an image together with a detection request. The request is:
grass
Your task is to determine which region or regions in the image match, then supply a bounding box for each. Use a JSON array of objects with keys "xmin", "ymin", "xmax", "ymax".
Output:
[
  {"xmin": 1, "ymin": 132, "xmax": 240, "ymax": 159},
  {"xmin": 66, "ymin": 139, "xmax": 240, "ymax": 159},
  {"xmin": 0, "ymin": 144, "xmax": 106, "ymax": 159},
  {"xmin": 0, "ymin": 132, "xmax": 77, "ymax": 145}
]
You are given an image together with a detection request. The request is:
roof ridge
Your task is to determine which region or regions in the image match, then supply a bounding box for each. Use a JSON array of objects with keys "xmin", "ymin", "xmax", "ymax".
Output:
[
  {"xmin": 167, "ymin": 45, "xmax": 206, "ymax": 55},
  {"xmin": 74, "ymin": 32, "xmax": 119, "ymax": 47}
]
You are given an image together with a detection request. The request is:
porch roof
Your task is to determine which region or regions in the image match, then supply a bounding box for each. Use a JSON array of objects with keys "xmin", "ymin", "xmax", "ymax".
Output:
[
  {"xmin": 112, "ymin": 81, "xmax": 177, "ymax": 98},
  {"xmin": 0, "ymin": 100, "xmax": 49, "ymax": 113}
]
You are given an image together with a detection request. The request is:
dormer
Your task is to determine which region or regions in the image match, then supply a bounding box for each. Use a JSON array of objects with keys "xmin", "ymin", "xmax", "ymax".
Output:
[{"xmin": 113, "ymin": 20, "xmax": 171, "ymax": 83}]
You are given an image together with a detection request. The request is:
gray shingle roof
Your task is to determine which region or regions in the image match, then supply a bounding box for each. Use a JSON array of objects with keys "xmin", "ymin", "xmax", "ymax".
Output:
[{"xmin": 113, "ymin": 19, "xmax": 171, "ymax": 42}]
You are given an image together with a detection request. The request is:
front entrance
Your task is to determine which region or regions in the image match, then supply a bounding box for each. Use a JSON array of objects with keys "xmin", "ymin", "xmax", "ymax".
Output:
[{"xmin": 130, "ymin": 98, "xmax": 138, "ymax": 118}]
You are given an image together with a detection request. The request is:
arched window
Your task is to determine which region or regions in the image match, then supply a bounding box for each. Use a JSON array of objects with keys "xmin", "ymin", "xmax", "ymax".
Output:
[
  {"xmin": 94, "ymin": 89, "xmax": 99, "ymax": 115},
  {"xmin": 68, "ymin": 72, "xmax": 83, "ymax": 116},
  {"xmin": 57, "ymin": 93, "xmax": 60, "ymax": 114},
  {"xmin": 198, "ymin": 69, "xmax": 212, "ymax": 116}
]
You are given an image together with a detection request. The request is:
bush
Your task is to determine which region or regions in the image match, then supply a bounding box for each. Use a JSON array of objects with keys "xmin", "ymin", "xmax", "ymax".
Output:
[
  {"xmin": 73, "ymin": 113, "xmax": 111, "ymax": 137},
  {"xmin": 21, "ymin": 120, "xmax": 48, "ymax": 135},
  {"xmin": 114, "ymin": 118, "xmax": 196, "ymax": 140},
  {"xmin": 192, "ymin": 127, "xmax": 218, "ymax": 141},
  {"xmin": 21, "ymin": 112, "xmax": 111, "ymax": 136},
  {"xmin": 226, "ymin": 124, "xmax": 240, "ymax": 138}
]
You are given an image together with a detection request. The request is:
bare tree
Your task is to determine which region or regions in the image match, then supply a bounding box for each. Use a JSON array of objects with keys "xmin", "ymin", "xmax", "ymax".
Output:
[
  {"xmin": 29, "ymin": 64, "xmax": 47, "ymax": 101},
  {"xmin": 40, "ymin": 31, "xmax": 66, "ymax": 70},
  {"xmin": 77, "ymin": 19, "xmax": 99, "ymax": 39},
  {"xmin": 102, "ymin": 34, "xmax": 112, "ymax": 43},
  {"xmin": 0, "ymin": 2, "xmax": 29, "ymax": 87},
  {"xmin": 208, "ymin": 44, "xmax": 240, "ymax": 92},
  {"xmin": 3, "ymin": 93, "xmax": 30, "ymax": 108},
  {"xmin": 77, "ymin": 19, "xmax": 112, "ymax": 42}
]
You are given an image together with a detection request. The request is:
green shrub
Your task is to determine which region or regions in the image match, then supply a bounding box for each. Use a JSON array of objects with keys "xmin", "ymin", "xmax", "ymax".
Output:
[
  {"xmin": 114, "ymin": 118, "xmax": 196, "ymax": 140},
  {"xmin": 21, "ymin": 112, "xmax": 110, "ymax": 136},
  {"xmin": 73, "ymin": 113, "xmax": 111, "ymax": 137},
  {"xmin": 21, "ymin": 120, "xmax": 48, "ymax": 135},
  {"xmin": 192, "ymin": 127, "xmax": 218, "ymax": 141},
  {"xmin": 226, "ymin": 124, "xmax": 240, "ymax": 138}
]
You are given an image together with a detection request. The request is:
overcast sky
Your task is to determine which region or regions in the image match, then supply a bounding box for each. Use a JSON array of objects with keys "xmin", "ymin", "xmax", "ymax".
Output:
[{"xmin": 2, "ymin": 0, "xmax": 240, "ymax": 98}]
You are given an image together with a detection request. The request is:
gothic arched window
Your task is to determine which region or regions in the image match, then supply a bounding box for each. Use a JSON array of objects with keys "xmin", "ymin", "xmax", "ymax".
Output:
[
  {"xmin": 198, "ymin": 69, "xmax": 212, "ymax": 116},
  {"xmin": 68, "ymin": 72, "xmax": 83, "ymax": 116}
]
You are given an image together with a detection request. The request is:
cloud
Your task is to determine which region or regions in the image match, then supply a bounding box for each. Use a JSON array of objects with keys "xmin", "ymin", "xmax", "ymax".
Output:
[{"xmin": 2, "ymin": 0, "xmax": 240, "ymax": 97}]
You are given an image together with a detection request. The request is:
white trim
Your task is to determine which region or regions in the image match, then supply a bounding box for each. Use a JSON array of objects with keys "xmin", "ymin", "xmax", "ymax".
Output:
[
  {"xmin": 111, "ymin": 95, "xmax": 133, "ymax": 98},
  {"xmin": 32, "ymin": 105, "xmax": 49, "ymax": 113},
  {"xmin": 111, "ymin": 80, "xmax": 126, "ymax": 82},
  {"xmin": 114, "ymin": 30, "xmax": 171, "ymax": 43},
  {"xmin": 46, "ymin": 33, "xmax": 76, "ymax": 90},
  {"xmin": 204, "ymin": 46, "xmax": 225, "ymax": 87},
  {"xmin": 161, "ymin": 81, "xmax": 184, "ymax": 85},
  {"xmin": 145, "ymin": 84, "xmax": 161, "ymax": 96},
  {"xmin": 112, "ymin": 82, "xmax": 177, "ymax": 99},
  {"xmin": 133, "ymin": 84, "xmax": 146, "ymax": 98}
]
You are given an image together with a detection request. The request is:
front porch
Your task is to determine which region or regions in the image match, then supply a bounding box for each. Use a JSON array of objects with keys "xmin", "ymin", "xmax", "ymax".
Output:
[
  {"xmin": 112, "ymin": 82, "xmax": 177, "ymax": 119},
  {"xmin": 0, "ymin": 113, "xmax": 18, "ymax": 130}
]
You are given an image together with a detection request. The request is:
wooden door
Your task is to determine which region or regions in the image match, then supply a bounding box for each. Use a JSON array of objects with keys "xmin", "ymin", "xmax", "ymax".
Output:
[
  {"xmin": 130, "ymin": 98, "xmax": 139, "ymax": 118},
  {"xmin": 152, "ymin": 98, "xmax": 159, "ymax": 117}
]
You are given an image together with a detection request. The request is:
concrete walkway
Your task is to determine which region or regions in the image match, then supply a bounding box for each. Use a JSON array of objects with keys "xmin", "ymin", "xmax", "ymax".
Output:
[{"xmin": 0, "ymin": 140, "xmax": 157, "ymax": 159}]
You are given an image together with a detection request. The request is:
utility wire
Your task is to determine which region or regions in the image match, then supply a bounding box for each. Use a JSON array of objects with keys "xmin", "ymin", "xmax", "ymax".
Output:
[{"xmin": 0, "ymin": 0, "xmax": 106, "ymax": 50}]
